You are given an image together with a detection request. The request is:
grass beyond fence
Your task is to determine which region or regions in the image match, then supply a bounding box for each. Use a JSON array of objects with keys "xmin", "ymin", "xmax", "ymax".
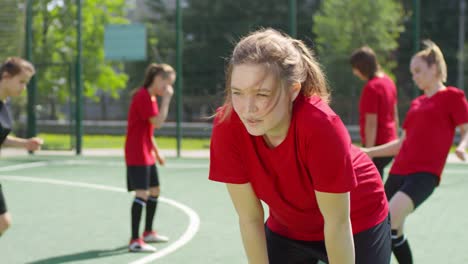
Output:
[{"xmin": 37, "ymin": 134, "xmax": 211, "ymax": 150}]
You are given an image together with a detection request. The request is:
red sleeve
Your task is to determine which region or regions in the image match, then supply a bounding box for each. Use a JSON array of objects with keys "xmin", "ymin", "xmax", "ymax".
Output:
[
  {"xmin": 361, "ymin": 83, "xmax": 379, "ymax": 114},
  {"xmin": 209, "ymin": 110, "xmax": 249, "ymax": 184},
  {"xmin": 305, "ymin": 115, "xmax": 357, "ymax": 193},
  {"xmin": 135, "ymin": 90, "xmax": 159, "ymax": 120},
  {"xmin": 449, "ymin": 90, "xmax": 468, "ymax": 126}
]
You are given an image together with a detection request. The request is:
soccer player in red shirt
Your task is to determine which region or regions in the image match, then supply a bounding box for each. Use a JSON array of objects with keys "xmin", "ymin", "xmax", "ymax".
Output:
[
  {"xmin": 350, "ymin": 46, "xmax": 399, "ymax": 178},
  {"xmin": 125, "ymin": 63, "xmax": 175, "ymax": 252},
  {"xmin": 363, "ymin": 40, "xmax": 468, "ymax": 264},
  {"xmin": 209, "ymin": 29, "xmax": 391, "ymax": 264},
  {"xmin": 0, "ymin": 57, "xmax": 43, "ymax": 237}
]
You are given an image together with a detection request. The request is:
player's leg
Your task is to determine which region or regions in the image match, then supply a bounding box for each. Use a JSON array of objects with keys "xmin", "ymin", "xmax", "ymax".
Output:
[
  {"xmin": 143, "ymin": 164, "xmax": 168, "ymax": 243},
  {"xmin": 127, "ymin": 166, "xmax": 155, "ymax": 252},
  {"xmin": 0, "ymin": 184, "xmax": 11, "ymax": 236},
  {"xmin": 387, "ymin": 172, "xmax": 438, "ymax": 264},
  {"xmin": 388, "ymin": 191, "xmax": 413, "ymax": 264},
  {"xmin": 372, "ymin": 157, "xmax": 393, "ymax": 179},
  {"xmin": 0, "ymin": 213, "xmax": 11, "ymax": 236}
]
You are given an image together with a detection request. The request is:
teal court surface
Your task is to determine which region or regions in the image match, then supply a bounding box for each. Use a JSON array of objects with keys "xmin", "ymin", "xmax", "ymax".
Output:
[{"xmin": 0, "ymin": 154, "xmax": 466, "ymax": 263}]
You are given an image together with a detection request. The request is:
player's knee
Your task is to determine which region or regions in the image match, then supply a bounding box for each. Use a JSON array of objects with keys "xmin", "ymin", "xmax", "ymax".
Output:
[
  {"xmin": 149, "ymin": 187, "xmax": 160, "ymax": 197},
  {"xmin": 135, "ymin": 190, "xmax": 149, "ymax": 200},
  {"xmin": 0, "ymin": 215, "xmax": 12, "ymax": 234}
]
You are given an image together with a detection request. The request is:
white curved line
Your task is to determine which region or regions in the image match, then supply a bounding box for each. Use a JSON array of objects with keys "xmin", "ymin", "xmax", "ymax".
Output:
[{"xmin": 0, "ymin": 175, "xmax": 200, "ymax": 264}]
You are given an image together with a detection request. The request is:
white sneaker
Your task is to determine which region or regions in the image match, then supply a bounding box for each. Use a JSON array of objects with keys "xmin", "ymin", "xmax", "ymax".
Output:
[
  {"xmin": 128, "ymin": 238, "xmax": 156, "ymax": 252},
  {"xmin": 143, "ymin": 230, "xmax": 169, "ymax": 243}
]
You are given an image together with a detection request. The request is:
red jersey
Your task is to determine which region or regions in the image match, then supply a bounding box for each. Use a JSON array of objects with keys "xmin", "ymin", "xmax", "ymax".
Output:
[
  {"xmin": 209, "ymin": 95, "xmax": 388, "ymax": 241},
  {"xmin": 125, "ymin": 88, "xmax": 159, "ymax": 165},
  {"xmin": 390, "ymin": 87, "xmax": 468, "ymax": 181},
  {"xmin": 359, "ymin": 75, "xmax": 398, "ymax": 146}
]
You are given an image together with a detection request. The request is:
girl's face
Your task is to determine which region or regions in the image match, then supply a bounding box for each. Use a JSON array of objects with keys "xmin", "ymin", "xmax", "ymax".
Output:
[
  {"xmin": 150, "ymin": 73, "xmax": 176, "ymax": 96},
  {"xmin": 1, "ymin": 71, "xmax": 32, "ymax": 97},
  {"xmin": 410, "ymin": 56, "xmax": 438, "ymax": 91},
  {"xmin": 352, "ymin": 68, "xmax": 367, "ymax": 81},
  {"xmin": 230, "ymin": 63, "xmax": 299, "ymax": 141}
]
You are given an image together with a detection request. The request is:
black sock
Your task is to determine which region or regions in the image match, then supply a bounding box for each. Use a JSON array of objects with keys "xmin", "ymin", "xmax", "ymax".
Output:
[
  {"xmin": 145, "ymin": 196, "xmax": 158, "ymax": 232},
  {"xmin": 391, "ymin": 230, "xmax": 413, "ymax": 264},
  {"xmin": 131, "ymin": 197, "xmax": 146, "ymax": 239}
]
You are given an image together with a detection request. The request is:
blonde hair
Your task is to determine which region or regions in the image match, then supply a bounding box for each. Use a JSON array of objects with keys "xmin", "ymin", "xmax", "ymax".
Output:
[
  {"xmin": 219, "ymin": 28, "xmax": 330, "ymax": 121},
  {"xmin": 413, "ymin": 40, "xmax": 447, "ymax": 82}
]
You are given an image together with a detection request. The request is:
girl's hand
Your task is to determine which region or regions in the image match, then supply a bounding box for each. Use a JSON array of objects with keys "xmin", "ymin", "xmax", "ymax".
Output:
[
  {"xmin": 455, "ymin": 146, "xmax": 466, "ymax": 161},
  {"xmin": 153, "ymin": 147, "xmax": 166, "ymax": 166},
  {"xmin": 25, "ymin": 137, "xmax": 43, "ymax": 151}
]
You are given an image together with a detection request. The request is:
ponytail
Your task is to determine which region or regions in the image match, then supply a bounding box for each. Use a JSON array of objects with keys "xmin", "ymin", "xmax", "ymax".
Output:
[
  {"xmin": 291, "ymin": 39, "xmax": 330, "ymax": 103},
  {"xmin": 414, "ymin": 40, "xmax": 447, "ymax": 83}
]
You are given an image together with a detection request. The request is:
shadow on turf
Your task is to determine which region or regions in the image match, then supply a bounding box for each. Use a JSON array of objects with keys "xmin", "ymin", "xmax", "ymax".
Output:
[{"xmin": 25, "ymin": 245, "xmax": 130, "ymax": 264}]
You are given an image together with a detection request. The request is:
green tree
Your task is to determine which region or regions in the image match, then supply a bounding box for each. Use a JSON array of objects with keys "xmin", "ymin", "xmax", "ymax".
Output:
[
  {"xmin": 133, "ymin": 0, "xmax": 321, "ymax": 121},
  {"xmin": 31, "ymin": 0, "xmax": 129, "ymax": 119},
  {"xmin": 396, "ymin": 0, "xmax": 464, "ymax": 100},
  {"xmin": 313, "ymin": 0, "xmax": 404, "ymax": 122},
  {"xmin": 0, "ymin": 0, "xmax": 24, "ymax": 59}
]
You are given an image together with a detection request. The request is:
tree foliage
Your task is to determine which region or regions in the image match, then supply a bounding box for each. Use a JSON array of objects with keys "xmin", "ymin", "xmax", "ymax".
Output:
[
  {"xmin": 138, "ymin": 0, "xmax": 321, "ymax": 98},
  {"xmin": 31, "ymin": 0, "xmax": 129, "ymax": 114},
  {"xmin": 396, "ymin": 0, "xmax": 465, "ymax": 99},
  {"xmin": 0, "ymin": 0, "xmax": 25, "ymax": 59},
  {"xmin": 313, "ymin": 0, "xmax": 405, "ymax": 99}
]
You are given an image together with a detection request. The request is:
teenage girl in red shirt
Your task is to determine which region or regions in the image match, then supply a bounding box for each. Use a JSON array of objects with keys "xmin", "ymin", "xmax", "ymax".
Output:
[
  {"xmin": 350, "ymin": 46, "xmax": 399, "ymax": 178},
  {"xmin": 125, "ymin": 63, "xmax": 175, "ymax": 252},
  {"xmin": 364, "ymin": 40, "xmax": 468, "ymax": 264},
  {"xmin": 210, "ymin": 28, "xmax": 391, "ymax": 264}
]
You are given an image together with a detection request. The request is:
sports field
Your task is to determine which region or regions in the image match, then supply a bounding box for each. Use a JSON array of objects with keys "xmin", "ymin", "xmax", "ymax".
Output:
[{"xmin": 0, "ymin": 153, "xmax": 466, "ymax": 264}]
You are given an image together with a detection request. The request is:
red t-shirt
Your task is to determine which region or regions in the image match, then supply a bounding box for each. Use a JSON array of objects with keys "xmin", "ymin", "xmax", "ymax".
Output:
[
  {"xmin": 124, "ymin": 88, "xmax": 159, "ymax": 165},
  {"xmin": 390, "ymin": 87, "xmax": 468, "ymax": 181},
  {"xmin": 359, "ymin": 75, "xmax": 398, "ymax": 146},
  {"xmin": 209, "ymin": 95, "xmax": 388, "ymax": 241}
]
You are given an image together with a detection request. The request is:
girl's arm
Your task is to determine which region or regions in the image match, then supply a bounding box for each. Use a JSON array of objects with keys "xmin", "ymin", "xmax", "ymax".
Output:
[
  {"xmin": 226, "ymin": 183, "xmax": 268, "ymax": 264},
  {"xmin": 3, "ymin": 136, "xmax": 43, "ymax": 151},
  {"xmin": 315, "ymin": 191, "xmax": 354, "ymax": 264},
  {"xmin": 364, "ymin": 113, "xmax": 377, "ymax": 147},
  {"xmin": 362, "ymin": 130, "xmax": 406, "ymax": 158},
  {"xmin": 152, "ymin": 137, "xmax": 165, "ymax": 165},
  {"xmin": 149, "ymin": 86, "xmax": 173, "ymax": 129}
]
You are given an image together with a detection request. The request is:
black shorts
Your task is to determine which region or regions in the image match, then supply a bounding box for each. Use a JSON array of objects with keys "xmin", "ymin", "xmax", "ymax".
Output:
[
  {"xmin": 265, "ymin": 216, "xmax": 391, "ymax": 264},
  {"xmin": 384, "ymin": 172, "xmax": 438, "ymax": 209},
  {"xmin": 372, "ymin": 157, "xmax": 393, "ymax": 178},
  {"xmin": 126, "ymin": 164, "xmax": 160, "ymax": 192},
  {"xmin": 0, "ymin": 183, "xmax": 7, "ymax": 215}
]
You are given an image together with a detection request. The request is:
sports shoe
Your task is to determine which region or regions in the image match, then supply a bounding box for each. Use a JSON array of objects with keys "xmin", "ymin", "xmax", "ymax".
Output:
[
  {"xmin": 128, "ymin": 238, "xmax": 156, "ymax": 252},
  {"xmin": 143, "ymin": 230, "xmax": 169, "ymax": 243}
]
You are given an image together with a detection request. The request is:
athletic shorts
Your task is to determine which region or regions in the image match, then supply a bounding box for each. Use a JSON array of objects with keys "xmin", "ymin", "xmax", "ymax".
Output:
[
  {"xmin": 372, "ymin": 157, "xmax": 393, "ymax": 178},
  {"xmin": 265, "ymin": 215, "xmax": 391, "ymax": 264},
  {"xmin": 126, "ymin": 164, "xmax": 160, "ymax": 192},
  {"xmin": 384, "ymin": 172, "xmax": 438, "ymax": 209},
  {"xmin": 0, "ymin": 183, "xmax": 7, "ymax": 215}
]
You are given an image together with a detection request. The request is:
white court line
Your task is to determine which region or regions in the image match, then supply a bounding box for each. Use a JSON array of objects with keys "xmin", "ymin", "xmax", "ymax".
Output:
[
  {"xmin": 0, "ymin": 161, "xmax": 49, "ymax": 171},
  {"xmin": 60, "ymin": 160, "xmax": 208, "ymax": 169},
  {"xmin": 0, "ymin": 160, "xmax": 207, "ymax": 170},
  {"xmin": 0, "ymin": 161, "xmax": 201, "ymax": 264}
]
